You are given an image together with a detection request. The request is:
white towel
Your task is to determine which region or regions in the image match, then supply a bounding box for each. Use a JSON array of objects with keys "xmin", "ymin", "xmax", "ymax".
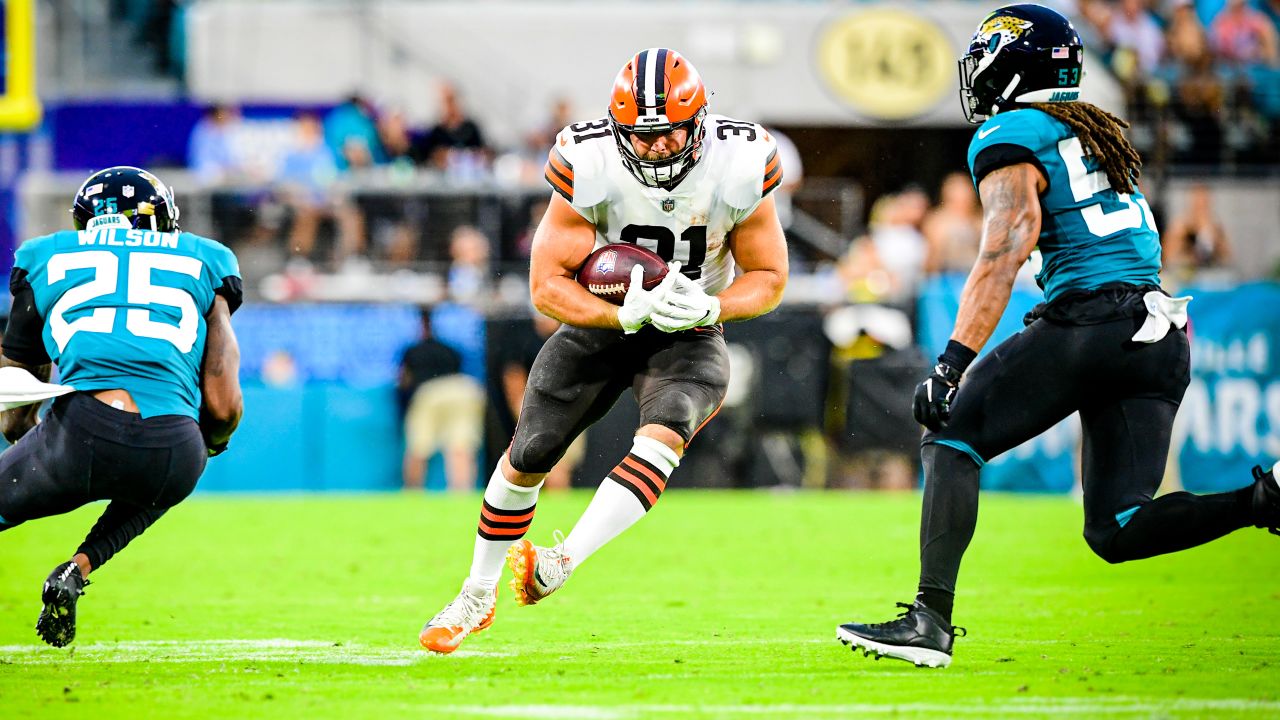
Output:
[
  {"xmin": 1131, "ymin": 291, "xmax": 1192, "ymax": 344},
  {"xmin": 0, "ymin": 366, "xmax": 75, "ymax": 411}
]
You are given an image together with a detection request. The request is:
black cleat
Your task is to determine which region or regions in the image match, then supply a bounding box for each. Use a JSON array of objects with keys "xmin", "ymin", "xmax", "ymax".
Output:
[
  {"xmin": 836, "ymin": 601, "xmax": 965, "ymax": 668},
  {"xmin": 36, "ymin": 561, "xmax": 88, "ymax": 647},
  {"xmin": 1251, "ymin": 465, "xmax": 1280, "ymax": 535}
]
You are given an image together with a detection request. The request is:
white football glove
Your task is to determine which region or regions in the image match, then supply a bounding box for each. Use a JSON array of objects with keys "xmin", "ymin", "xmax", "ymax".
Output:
[
  {"xmin": 617, "ymin": 262, "xmax": 681, "ymax": 334},
  {"xmin": 650, "ymin": 273, "xmax": 721, "ymax": 333}
]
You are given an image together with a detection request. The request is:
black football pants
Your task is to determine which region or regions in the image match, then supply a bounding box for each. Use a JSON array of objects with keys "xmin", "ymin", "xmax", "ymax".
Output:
[
  {"xmin": 508, "ymin": 323, "xmax": 729, "ymax": 474},
  {"xmin": 0, "ymin": 393, "xmax": 207, "ymax": 570},
  {"xmin": 917, "ymin": 292, "xmax": 1253, "ymax": 613}
]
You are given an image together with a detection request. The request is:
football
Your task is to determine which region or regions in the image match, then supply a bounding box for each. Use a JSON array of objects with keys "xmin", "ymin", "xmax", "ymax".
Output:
[{"xmin": 576, "ymin": 243, "xmax": 668, "ymax": 305}]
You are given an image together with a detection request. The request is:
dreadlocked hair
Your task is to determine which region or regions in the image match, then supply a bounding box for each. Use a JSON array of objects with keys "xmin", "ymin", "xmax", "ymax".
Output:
[{"xmin": 1031, "ymin": 102, "xmax": 1142, "ymax": 195}]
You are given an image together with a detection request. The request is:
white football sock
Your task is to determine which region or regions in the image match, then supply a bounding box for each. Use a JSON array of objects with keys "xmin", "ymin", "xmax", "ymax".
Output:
[
  {"xmin": 467, "ymin": 464, "xmax": 542, "ymax": 591},
  {"xmin": 562, "ymin": 435, "xmax": 679, "ymax": 565}
]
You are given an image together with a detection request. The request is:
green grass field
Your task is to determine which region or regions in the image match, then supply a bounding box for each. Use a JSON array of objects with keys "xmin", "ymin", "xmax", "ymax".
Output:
[{"xmin": 1, "ymin": 490, "xmax": 1277, "ymax": 719}]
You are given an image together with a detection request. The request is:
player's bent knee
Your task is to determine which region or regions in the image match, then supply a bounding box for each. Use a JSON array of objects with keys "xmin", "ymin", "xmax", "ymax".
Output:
[
  {"xmin": 640, "ymin": 392, "xmax": 700, "ymax": 445},
  {"xmin": 1083, "ymin": 525, "xmax": 1130, "ymax": 565},
  {"xmin": 508, "ymin": 431, "xmax": 566, "ymax": 476}
]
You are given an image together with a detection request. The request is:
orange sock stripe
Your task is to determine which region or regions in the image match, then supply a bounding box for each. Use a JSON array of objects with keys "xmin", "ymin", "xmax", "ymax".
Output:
[
  {"xmin": 617, "ymin": 462, "xmax": 662, "ymax": 499},
  {"xmin": 623, "ymin": 455, "xmax": 668, "ymax": 492},
  {"xmin": 608, "ymin": 466, "xmax": 659, "ymax": 509},
  {"xmin": 480, "ymin": 506, "xmax": 535, "ymax": 525},
  {"xmin": 477, "ymin": 521, "xmax": 531, "ymax": 539},
  {"xmin": 478, "ymin": 499, "xmax": 536, "ymax": 540}
]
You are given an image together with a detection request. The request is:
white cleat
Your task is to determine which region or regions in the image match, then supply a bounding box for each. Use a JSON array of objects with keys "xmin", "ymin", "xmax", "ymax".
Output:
[
  {"xmin": 419, "ymin": 581, "xmax": 496, "ymax": 654},
  {"xmin": 837, "ymin": 626, "xmax": 953, "ymax": 668},
  {"xmin": 506, "ymin": 532, "xmax": 575, "ymax": 606}
]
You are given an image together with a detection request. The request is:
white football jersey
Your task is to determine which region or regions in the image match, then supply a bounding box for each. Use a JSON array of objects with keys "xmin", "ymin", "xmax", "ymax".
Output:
[{"xmin": 544, "ymin": 113, "xmax": 783, "ymax": 295}]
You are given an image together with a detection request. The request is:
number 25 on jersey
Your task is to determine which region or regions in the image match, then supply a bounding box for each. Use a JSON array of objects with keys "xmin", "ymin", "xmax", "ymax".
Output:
[{"xmin": 48, "ymin": 250, "xmax": 204, "ymax": 354}]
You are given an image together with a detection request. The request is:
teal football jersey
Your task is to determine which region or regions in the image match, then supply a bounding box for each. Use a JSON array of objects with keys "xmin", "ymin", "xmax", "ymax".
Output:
[
  {"xmin": 967, "ymin": 108, "xmax": 1162, "ymax": 302},
  {"xmin": 10, "ymin": 215, "xmax": 241, "ymax": 419}
]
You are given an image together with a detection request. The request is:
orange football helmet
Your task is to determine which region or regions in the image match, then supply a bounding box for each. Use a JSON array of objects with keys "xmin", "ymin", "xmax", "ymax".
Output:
[{"xmin": 608, "ymin": 48, "xmax": 709, "ymax": 189}]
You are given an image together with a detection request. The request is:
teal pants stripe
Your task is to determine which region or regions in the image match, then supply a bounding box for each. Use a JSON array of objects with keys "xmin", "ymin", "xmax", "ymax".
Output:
[
  {"xmin": 1115, "ymin": 505, "xmax": 1141, "ymax": 528},
  {"xmin": 927, "ymin": 439, "xmax": 986, "ymax": 468}
]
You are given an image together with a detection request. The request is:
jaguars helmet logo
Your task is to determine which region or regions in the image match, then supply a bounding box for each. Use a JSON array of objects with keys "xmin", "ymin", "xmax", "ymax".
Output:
[{"xmin": 974, "ymin": 14, "xmax": 1033, "ymax": 56}]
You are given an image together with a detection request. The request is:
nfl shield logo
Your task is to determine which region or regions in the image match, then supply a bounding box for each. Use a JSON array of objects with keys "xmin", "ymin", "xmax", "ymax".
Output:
[
  {"xmin": 598, "ymin": 249, "xmax": 617, "ymax": 274},
  {"xmin": 661, "ymin": 198, "xmax": 676, "ymax": 213},
  {"xmin": 122, "ymin": 185, "xmax": 135, "ymax": 198}
]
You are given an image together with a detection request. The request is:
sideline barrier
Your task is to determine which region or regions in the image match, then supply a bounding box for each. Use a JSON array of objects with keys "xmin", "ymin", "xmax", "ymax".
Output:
[
  {"xmin": 1176, "ymin": 283, "xmax": 1280, "ymax": 491},
  {"xmin": 184, "ymin": 279, "xmax": 1280, "ymax": 493},
  {"xmin": 917, "ymin": 276, "xmax": 1280, "ymax": 493},
  {"xmin": 917, "ymin": 274, "xmax": 1078, "ymax": 493}
]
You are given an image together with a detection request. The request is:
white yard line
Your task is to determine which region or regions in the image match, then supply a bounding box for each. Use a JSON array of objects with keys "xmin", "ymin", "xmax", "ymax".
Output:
[
  {"xmin": 0, "ymin": 635, "xmax": 833, "ymax": 666},
  {"xmin": 438, "ymin": 699, "xmax": 1280, "ymax": 719},
  {"xmin": 0, "ymin": 638, "xmax": 516, "ymax": 666}
]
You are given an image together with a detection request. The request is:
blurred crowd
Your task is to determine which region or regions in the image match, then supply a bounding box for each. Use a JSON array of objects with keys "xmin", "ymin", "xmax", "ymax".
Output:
[
  {"xmin": 174, "ymin": 2, "xmax": 1273, "ymax": 305},
  {"xmin": 834, "ymin": 173, "xmax": 1236, "ymax": 308},
  {"xmin": 184, "ymin": 88, "xmax": 818, "ymax": 306},
  {"xmin": 187, "ymin": 84, "xmax": 571, "ymax": 298},
  {"xmin": 1077, "ymin": 0, "xmax": 1280, "ymax": 164}
]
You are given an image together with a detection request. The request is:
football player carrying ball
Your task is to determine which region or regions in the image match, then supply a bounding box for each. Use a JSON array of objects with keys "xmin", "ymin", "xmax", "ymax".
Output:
[{"xmin": 420, "ymin": 48, "xmax": 788, "ymax": 654}]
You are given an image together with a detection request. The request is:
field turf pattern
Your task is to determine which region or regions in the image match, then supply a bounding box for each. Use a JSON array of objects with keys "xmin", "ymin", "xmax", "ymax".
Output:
[{"xmin": 1, "ymin": 491, "xmax": 1277, "ymax": 719}]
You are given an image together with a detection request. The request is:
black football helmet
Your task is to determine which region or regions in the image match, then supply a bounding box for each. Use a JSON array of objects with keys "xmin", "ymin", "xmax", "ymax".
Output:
[
  {"xmin": 70, "ymin": 166, "xmax": 181, "ymax": 232},
  {"xmin": 959, "ymin": 4, "xmax": 1085, "ymax": 124}
]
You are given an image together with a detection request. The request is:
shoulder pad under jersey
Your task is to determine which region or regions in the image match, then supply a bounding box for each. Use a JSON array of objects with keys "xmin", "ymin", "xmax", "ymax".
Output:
[
  {"xmin": 967, "ymin": 108, "xmax": 1058, "ymax": 171},
  {"xmin": 714, "ymin": 117, "xmax": 782, "ymax": 213},
  {"xmin": 13, "ymin": 233, "xmax": 58, "ymax": 273},
  {"xmin": 545, "ymin": 121, "xmax": 611, "ymax": 208}
]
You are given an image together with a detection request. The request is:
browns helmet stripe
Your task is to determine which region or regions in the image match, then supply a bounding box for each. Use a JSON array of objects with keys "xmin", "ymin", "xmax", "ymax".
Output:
[
  {"xmin": 635, "ymin": 49, "xmax": 650, "ymax": 115},
  {"xmin": 654, "ymin": 48, "xmax": 669, "ymax": 107}
]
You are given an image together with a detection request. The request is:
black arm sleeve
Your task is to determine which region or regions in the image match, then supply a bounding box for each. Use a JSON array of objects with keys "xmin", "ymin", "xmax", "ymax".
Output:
[
  {"xmin": 2, "ymin": 268, "xmax": 51, "ymax": 365},
  {"xmin": 214, "ymin": 275, "xmax": 244, "ymax": 315},
  {"xmin": 971, "ymin": 143, "xmax": 1051, "ymax": 191}
]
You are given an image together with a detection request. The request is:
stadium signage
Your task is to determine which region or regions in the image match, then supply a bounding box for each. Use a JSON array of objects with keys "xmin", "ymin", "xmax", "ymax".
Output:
[{"xmin": 815, "ymin": 8, "xmax": 953, "ymax": 121}]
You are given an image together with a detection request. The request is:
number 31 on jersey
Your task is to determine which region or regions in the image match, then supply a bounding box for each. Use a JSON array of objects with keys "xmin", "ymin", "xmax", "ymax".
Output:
[{"xmin": 620, "ymin": 224, "xmax": 708, "ymax": 279}]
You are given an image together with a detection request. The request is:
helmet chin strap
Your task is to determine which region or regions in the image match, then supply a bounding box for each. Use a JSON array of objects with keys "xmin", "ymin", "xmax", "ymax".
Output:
[{"xmin": 991, "ymin": 73, "xmax": 1022, "ymax": 115}]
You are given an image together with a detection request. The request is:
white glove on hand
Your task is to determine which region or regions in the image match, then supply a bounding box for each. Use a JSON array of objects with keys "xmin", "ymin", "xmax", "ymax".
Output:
[
  {"xmin": 617, "ymin": 263, "xmax": 681, "ymax": 334},
  {"xmin": 650, "ymin": 273, "xmax": 721, "ymax": 333}
]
